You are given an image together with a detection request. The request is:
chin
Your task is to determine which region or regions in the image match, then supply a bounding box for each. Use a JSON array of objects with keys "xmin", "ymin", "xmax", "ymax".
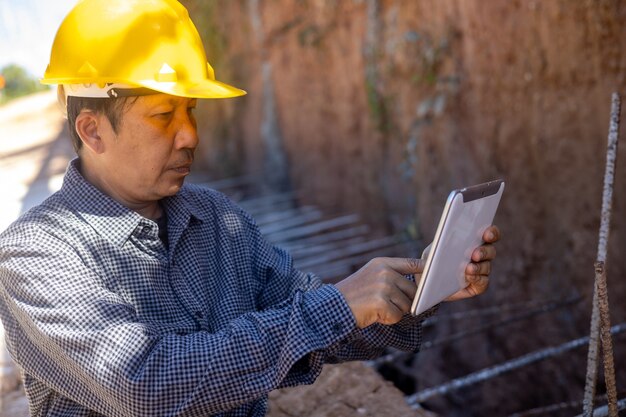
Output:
[
  {"xmin": 166, "ymin": 185, "xmax": 183, "ymax": 196},
  {"xmin": 160, "ymin": 182, "xmax": 184, "ymax": 198}
]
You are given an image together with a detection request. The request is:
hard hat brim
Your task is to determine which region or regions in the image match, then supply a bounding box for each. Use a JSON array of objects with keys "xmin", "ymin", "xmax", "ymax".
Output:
[
  {"xmin": 140, "ymin": 78, "xmax": 247, "ymax": 99},
  {"xmin": 42, "ymin": 77, "xmax": 246, "ymax": 99}
]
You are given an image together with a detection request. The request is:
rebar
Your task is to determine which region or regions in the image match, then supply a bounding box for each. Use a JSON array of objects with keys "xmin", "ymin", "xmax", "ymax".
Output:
[
  {"xmin": 507, "ymin": 392, "xmax": 626, "ymax": 417},
  {"xmin": 595, "ymin": 262, "xmax": 618, "ymax": 416},
  {"xmin": 372, "ymin": 295, "xmax": 581, "ymax": 367},
  {"xmin": 575, "ymin": 396, "xmax": 626, "ymax": 417},
  {"xmin": 422, "ymin": 295, "xmax": 581, "ymax": 326},
  {"xmin": 406, "ymin": 323, "xmax": 626, "ymax": 406},
  {"xmin": 583, "ymin": 92, "xmax": 621, "ymax": 417},
  {"xmin": 509, "ymin": 398, "xmax": 597, "ymax": 417}
]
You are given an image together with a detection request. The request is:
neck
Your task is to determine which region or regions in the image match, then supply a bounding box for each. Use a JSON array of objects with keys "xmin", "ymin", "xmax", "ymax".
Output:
[{"xmin": 132, "ymin": 202, "xmax": 163, "ymax": 221}]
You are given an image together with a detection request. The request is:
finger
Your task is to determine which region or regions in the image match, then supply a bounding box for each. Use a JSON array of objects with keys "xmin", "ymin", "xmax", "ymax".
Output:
[
  {"xmin": 465, "ymin": 275, "xmax": 489, "ymax": 296},
  {"xmin": 448, "ymin": 276, "xmax": 490, "ymax": 301},
  {"xmin": 389, "ymin": 292, "xmax": 413, "ymax": 314},
  {"xmin": 483, "ymin": 225, "xmax": 501, "ymax": 243},
  {"xmin": 465, "ymin": 260, "xmax": 491, "ymax": 276},
  {"xmin": 383, "ymin": 257, "xmax": 425, "ymax": 276},
  {"xmin": 392, "ymin": 275, "xmax": 418, "ymax": 300},
  {"xmin": 445, "ymin": 288, "xmax": 469, "ymax": 301},
  {"xmin": 471, "ymin": 244, "xmax": 496, "ymax": 262},
  {"xmin": 382, "ymin": 302, "xmax": 406, "ymax": 325}
]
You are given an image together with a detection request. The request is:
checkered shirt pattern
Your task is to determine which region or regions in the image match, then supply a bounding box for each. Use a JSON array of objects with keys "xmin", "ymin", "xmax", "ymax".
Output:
[{"xmin": 0, "ymin": 159, "xmax": 431, "ymax": 417}]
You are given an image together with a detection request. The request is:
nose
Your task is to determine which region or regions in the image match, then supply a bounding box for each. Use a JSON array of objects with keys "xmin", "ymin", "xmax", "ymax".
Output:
[{"xmin": 174, "ymin": 110, "xmax": 199, "ymax": 151}]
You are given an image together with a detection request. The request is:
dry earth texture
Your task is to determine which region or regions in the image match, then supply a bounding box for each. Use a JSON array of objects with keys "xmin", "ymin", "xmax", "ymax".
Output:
[{"xmin": 182, "ymin": 0, "xmax": 626, "ymax": 415}]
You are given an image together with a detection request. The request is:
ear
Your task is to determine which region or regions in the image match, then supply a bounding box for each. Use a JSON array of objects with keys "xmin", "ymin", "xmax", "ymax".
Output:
[{"xmin": 75, "ymin": 110, "xmax": 105, "ymax": 154}]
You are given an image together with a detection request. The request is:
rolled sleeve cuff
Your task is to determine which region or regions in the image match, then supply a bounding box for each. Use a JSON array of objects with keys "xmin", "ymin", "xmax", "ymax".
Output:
[{"xmin": 301, "ymin": 284, "xmax": 356, "ymax": 347}]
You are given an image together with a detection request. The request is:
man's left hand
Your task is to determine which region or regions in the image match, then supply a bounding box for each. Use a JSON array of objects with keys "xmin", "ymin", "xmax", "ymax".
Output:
[{"xmin": 445, "ymin": 225, "xmax": 500, "ymax": 301}]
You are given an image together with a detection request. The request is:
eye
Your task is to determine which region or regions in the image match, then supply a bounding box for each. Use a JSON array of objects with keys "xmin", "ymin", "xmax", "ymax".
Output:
[{"xmin": 151, "ymin": 107, "xmax": 174, "ymax": 119}]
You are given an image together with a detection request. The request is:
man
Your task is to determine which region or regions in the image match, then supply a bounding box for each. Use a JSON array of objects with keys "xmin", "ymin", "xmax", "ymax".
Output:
[{"xmin": 0, "ymin": 1, "xmax": 500, "ymax": 416}]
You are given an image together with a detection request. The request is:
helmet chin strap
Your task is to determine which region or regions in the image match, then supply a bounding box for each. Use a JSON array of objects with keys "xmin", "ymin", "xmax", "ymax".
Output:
[{"xmin": 62, "ymin": 83, "xmax": 159, "ymax": 100}]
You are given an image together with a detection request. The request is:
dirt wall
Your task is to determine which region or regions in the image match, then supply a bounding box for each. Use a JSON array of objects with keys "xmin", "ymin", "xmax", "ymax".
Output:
[{"xmin": 182, "ymin": 0, "xmax": 626, "ymax": 415}]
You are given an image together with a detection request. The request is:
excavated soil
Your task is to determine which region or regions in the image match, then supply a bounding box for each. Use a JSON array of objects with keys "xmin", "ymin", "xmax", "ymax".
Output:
[{"xmin": 183, "ymin": 0, "xmax": 626, "ymax": 415}]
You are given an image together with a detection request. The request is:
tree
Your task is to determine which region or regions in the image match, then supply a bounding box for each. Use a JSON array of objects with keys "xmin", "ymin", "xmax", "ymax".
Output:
[{"xmin": 0, "ymin": 64, "xmax": 48, "ymax": 103}]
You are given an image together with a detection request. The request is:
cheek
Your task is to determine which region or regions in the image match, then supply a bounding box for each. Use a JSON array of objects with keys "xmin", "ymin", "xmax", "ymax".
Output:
[
  {"xmin": 129, "ymin": 139, "xmax": 172, "ymax": 169},
  {"xmin": 144, "ymin": 149, "xmax": 176, "ymax": 180},
  {"xmin": 140, "ymin": 154, "xmax": 168, "ymax": 177},
  {"xmin": 105, "ymin": 145, "xmax": 158, "ymax": 184},
  {"xmin": 111, "ymin": 124, "xmax": 176, "ymax": 180}
]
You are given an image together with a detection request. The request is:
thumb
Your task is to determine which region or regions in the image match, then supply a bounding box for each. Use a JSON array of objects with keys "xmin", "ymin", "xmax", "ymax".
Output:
[{"xmin": 383, "ymin": 257, "xmax": 425, "ymax": 275}]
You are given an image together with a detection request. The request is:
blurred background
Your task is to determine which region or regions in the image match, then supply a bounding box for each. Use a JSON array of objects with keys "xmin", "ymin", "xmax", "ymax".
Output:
[
  {"xmin": 1, "ymin": 0, "xmax": 625, "ymax": 416},
  {"xmin": 0, "ymin": 0, "xmax": 75, "ymax": 100}
]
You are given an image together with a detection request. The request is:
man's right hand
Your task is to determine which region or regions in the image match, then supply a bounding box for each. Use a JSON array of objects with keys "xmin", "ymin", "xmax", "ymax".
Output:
[{"xmin": 335, "ymin": 257, "xmax": 423, "ymax": 328}]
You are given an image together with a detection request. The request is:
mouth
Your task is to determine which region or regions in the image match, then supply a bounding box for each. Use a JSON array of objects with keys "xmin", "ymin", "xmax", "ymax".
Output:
[{"xmin": 170, "ymin": 162, "xmax": 193, "ymax": 175}]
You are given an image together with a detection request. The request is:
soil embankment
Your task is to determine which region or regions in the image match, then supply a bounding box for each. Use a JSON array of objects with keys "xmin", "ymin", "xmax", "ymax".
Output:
[{"xmin": 184, "ymin": 1, "xmax": 626, "ymax": 414}]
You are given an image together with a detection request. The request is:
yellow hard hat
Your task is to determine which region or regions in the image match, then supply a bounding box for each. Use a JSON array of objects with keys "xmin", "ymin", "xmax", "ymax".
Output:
[{"xmin": 42, "ymin": 0, "xmax": 246, "ymax": 99}]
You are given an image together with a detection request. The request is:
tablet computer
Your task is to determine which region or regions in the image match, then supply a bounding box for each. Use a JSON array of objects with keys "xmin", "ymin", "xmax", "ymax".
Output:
[{"xmin": 410, "ymin": 179, "xmax": 505, "ymax": 316}]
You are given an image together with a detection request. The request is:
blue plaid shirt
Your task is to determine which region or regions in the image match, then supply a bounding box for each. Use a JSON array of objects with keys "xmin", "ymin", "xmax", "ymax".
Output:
[{"xmin": 0, "ymin": 159, "xmax": 430, "ymax": 416}]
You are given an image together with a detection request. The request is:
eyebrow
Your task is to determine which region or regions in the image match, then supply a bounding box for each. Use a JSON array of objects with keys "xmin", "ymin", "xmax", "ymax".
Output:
[
  {"xmin": 147, "ymin": 96, "xmax": 196, "ymax": 108},
  {"xmin": 168, "ymin": 98, "xmax": 197, "ymax": 107}
]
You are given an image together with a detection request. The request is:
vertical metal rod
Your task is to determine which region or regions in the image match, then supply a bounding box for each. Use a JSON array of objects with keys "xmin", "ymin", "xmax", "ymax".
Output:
[
  {"xmin": 583, "ymin": 288, "xmax": 600, "ymax": 416},
  {"xmin": 582, "ymin": 92, "xmax": 621, "ymax": 416},
  {"xmin": 595, "ymin": 262, "xmax": 618, "ymax": 417}
]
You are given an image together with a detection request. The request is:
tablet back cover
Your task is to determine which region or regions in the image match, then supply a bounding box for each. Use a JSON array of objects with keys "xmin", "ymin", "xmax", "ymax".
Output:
[{"xmin": 411, "ymin": 180, "xmax": 504, "ymax": 315}]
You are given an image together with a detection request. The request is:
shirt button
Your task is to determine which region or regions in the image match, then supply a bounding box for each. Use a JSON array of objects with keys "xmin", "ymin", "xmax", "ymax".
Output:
[
  {"xmin": 332, "ymin": 323, "xmax": 344, "ymax": 334},
  {"xmin": 194, "ymin": 311, "xmax": 204, "ymax": 319}
]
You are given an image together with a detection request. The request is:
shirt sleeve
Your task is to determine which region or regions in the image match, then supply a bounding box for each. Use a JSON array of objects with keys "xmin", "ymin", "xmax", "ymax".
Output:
[
  {"xmin": 324, "ymin": 272, "xmax": 439, "ymax": 362},
  {"xmin": 238, "ymin": 206, "xmax": 435, "ymax": 372},
  {"xmin": 323, "ymin": 306, "xmax": 439, "ymax": 363},
  {"xmin": 0, "ymin": 227, "xmax": 357, "ymax": 417}
]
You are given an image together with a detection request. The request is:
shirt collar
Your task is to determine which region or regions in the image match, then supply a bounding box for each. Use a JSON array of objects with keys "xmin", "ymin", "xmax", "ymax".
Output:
[
  {"xmin": 60, "ymin": 159, "xmax": 205, "ymax": 247},
  {"xmin": 60, "ymin": 159, "xmax": 143, "ymax": 247},
  {"xmin": 162, "ymin": 185, "xmax": 210, "ymax": 225},
  {"xmin": 60, "ymin": 158, "xmax": 208, "ymax": 246}
]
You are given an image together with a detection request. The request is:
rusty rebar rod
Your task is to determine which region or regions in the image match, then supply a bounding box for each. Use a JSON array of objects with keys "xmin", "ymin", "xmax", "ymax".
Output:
[
  {"xmin": 422, "ymin": 294, "xmax": 581, "ymax": 325},
  {"xmin": 595, "ymin": 261, "xmax": 618, "ymax": 416},
  {"xmin": 372, "ymin": 295, "xmax": 581, "ymax": 367},
  {"xmin": 508, "ymin": 391, "xmax": 626, "ymax": 417},
  {"xmin": 584, "ymin": 289, "xmax": 601, "ymax": 414},
  {"xmin": 583, "ymin": 92, "xmax": 621, "ymax": 417},
  {"xmin": 575, "ymin": 396, "xmax": 626, "ymax": 417},
  {"xmin": 405, "ymin": 323, "xmax": 626, "ymax": 406}
]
